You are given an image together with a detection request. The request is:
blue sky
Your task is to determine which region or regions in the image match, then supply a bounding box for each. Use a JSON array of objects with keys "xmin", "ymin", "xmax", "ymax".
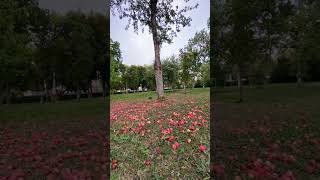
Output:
[{"xmin": 110, "ymin": 0, "xmax": 210, "ymax": 66}]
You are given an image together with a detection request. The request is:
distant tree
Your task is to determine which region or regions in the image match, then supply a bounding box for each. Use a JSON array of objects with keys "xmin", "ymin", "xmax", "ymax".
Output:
[
  {"xmin": 289, "ymin": 0, "xmax": 320, "ymax": 86},
  {"xmin": 162, "ymin": 55, "xmax": 179, "ymax": 89},
  {"xmin": 144, "ymin": 65, "xmax": 156, "ymax": 91},
  {"xmin": 186, "ymin": 29, "xmax": 210, "ymax": 64},
  {"xmin": 179, "ymin": 50, "xmax": 198, "ymax": 93},
  {"xmin": 217, "ymin": 0, "xmax": 260, "ymax": 102},
  {"xmin": 110, "ymin": 39, "xmax": 122, "ymax": 91},
  {"xmin": 58, "ymin": 12, "xmax": 95, "ymax": 101},
  {"xmin": 0, "ymin": 0, "xmax": 37, "ymax": 104},
  {"xmin": 125, "ymin": 65, "xmax": 140, "ymax": 90},
  {"xmin": 200, "ymin": 63, "xmax": 210, "ymax": 88},
  {"xmin": 86, "ymin": 13, "xmax": 108, "ymax": 97},
  {"xmin": 111, "ymin": 0, "xmax": 198, "ymax": 99}
]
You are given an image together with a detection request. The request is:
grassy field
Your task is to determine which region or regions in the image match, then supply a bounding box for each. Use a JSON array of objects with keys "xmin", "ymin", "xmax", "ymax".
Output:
[
  {"xmin": 1, "ymin": 83, "xmax": 319, "ymax": 179},
  {"xmin": 110, "ymin": 88, "xmax": 210, "ymax": 179},
  {"xmin": 213, "ymin": 83, "xmax": 320, "ymax": 179},
  {"xmin": 0, "ymin": 97, "xmax": 108, "ymax": 179},
  {"xmin": 0, "ymin": 97, "xmax": 107, "ymax": 126}
]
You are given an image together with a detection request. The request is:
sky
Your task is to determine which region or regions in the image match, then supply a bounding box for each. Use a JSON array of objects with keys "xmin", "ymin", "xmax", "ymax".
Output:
[{"xmin": 110, "ymin": 0, "xmax": 210, "ymax": 66}]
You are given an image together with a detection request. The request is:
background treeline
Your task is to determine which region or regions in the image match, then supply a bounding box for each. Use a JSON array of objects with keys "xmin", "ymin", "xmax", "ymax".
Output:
[
  {"xmin": 0, "ymin": 0, "xmax": 108, "ymax": 104},
  {"xmin": 212, "ymin": 0, "xmax": 320, "ymax": 89},
  {"xmin": 110, "ymin": 26, "xmax": 210, "ymax": 93}
]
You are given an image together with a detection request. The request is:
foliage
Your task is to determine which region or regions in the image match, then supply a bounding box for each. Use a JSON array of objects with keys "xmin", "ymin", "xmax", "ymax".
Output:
[{"xmin": 0, "ymin": 1, "xmax": 108, "ymax": 103}]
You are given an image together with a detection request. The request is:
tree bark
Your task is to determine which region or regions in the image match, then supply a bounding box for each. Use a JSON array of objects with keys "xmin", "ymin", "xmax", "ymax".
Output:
[{"xmin": 150, "ymin": 0, "xmax": 165, "ymax": 99}]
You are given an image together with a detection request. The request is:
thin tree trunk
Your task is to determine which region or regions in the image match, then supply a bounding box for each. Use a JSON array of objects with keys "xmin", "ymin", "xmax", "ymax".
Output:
[
  {"xmin": 0, "ymin": 91, "xmax": 3, "ymax": 105},
  {"xmin": 88, "ymin": 80, "xmax": 92, "ymax": 98},
  {"xmin": 297, "ymin": 73, "xmax": 302, "ymax": 87},
  {"xmin": 90, "ymin": 82, "xmax": 93, "ymax": 97},
  {"xmin": 44, "ymin": 79, "xmax": 48, "ymax": 103},
  {"xmin": 237, "ymin": 71, "xmax": 241, "ymax": 89},
  {"xmin": 76, "ymin": 81, "xmax": 81, "ymax": 102},
  {"xmin": 297, "ymin": 59, "xmax": 302, "ymax": 87},
  {"xmin": 40, "ymin": 81, "xmax": 44, "ymax": 104},
  {"xmin": 102, "ymin": 76, "xmax": 106, "ymax": 97},
  {"xmin": 184, "ymin": 83, "xmax": 186, "ymax": 94},
  {"xmin": 265, "ymin": 14, "xmax": 272, "ymax": 87},
  {"xmin": 0, "ymin": 82, "xmax": 4, "ymax": 105},
  {"xmin": 296, "ymin": 0, "xmax": 303, "ymax": 87},
  {"xmin": 5, "ymin": 82, "xmax": 10, "ymax": 105},
  {"xmin": 237, "ymin": 64, "xmax": 243, "ymax": 102},
  {"xmin": 151, "ymin": 0, "xmax": 164, "ymax": 99},
  {"xmin": 52, "ymin": 72, "xmax": 56, "ymax": 102}
]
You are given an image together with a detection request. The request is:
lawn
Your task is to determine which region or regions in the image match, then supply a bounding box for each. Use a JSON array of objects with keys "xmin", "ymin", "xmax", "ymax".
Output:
[
  {"xmin": 213, "ymin": 83, "xmax": 320, "ymax": 179},
  {"xmin": 110, "ymin": 88, "xmax": 210, "ymax": 179},
  {"xmin": 0, "ymin": 97, "xmax": 108, "ymax": 179}
]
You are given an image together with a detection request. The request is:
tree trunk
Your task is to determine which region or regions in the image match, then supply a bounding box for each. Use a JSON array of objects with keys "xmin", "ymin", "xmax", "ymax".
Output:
[
  {"xmin": 0, "ymin": 90, "xmax": 3, "ymax": 105},
  {"xmin": 101, "ymin": 71, "xmax": 106, "ymax": 97},
  {"xmin": 265, "ymin": 16, "xmax": 272, "ymax": 87},
  {"xmin": 88, "ymin": 80, "xmax": 92, "ymax": 98},
  {"xmin": 102, "ymin": 80, "xmax": 106, "ymax": 97},
  {"xmin": 52, "ymin": 72, "xmax": 56, "ymax": 102},
  {"xmin": 76, "ymin": 81, "xmax": 81, "ymax": 102},
  {"xmin": 297, "ymin": 73, "xmax": 302, "ymax": 87},
  {"xmin": 5, "ymin": 82, "xmax": 10, "ymax": 105},
  {"xmin": 184, "ymin": 83, "xmax": 186, "ymax": 94},
  {"xmin": 40, "ymin": 81, "xmax": 44, "ymax": 104},
  {"xmin": 151, "ymin": 0, "xmax": 164, "ymax": 99},
  {"xmin": 237, "ymin": 64, "xmax": 243, "ymax": 102},
  {"xmin": 44, "ymin": 79, "xmax": 48, "ymax": 103},
  {"xmin": 297, "ymin": 59, "xmax": 302, "ymax": 87},
  {"xmin": 237, "ymin": 71, "xmax": 241, "ymax": 89}
]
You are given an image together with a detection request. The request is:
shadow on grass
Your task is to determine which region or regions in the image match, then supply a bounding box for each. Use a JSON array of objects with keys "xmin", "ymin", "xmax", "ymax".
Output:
[{"xmin": 213, "ymin": 83, "xmax": 320, "ymax": 179}]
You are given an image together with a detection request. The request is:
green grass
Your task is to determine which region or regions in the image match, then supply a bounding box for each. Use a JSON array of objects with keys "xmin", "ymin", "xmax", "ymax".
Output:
[
  {"xmin": 110, "ymin": 89, "xmax": 203, "ymax": 102},
  {"xmin": 0, "ymin": 97, "xmax": 108, "ymax": 126},
  {"xmin": 214, "ymin": 83, "xmax": 320, "ymax": 179},
  {"xmin": 110, "ymin": 88, "xmax": 210, "ymax": 179}
]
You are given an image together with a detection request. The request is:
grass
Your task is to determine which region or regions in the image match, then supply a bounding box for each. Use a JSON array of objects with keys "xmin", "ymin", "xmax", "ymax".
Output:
[
  {"xmin": 0, "ymin": 97, "xmax": 108, "ymax": 126},
  {"xmin": 110, "ymin": 89, "xmax": 178, "ymax": 102},
  {"xmin": 213, "ymin": 83, "xmax": 320, "ymax": 179},
  {"xmin": 110, "ymin": 88, "xmax": 210, "ymax": 179},
  {"xmin": 0, "ymin": 97, "xmax": 108, "ymax": 179}
]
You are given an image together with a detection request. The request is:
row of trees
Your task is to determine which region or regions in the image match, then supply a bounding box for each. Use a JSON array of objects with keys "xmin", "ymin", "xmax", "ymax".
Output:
[
  {"xmin": 111, "ymin": 0, "xmax": 200, "ymax": 99},
  {"xmin": 110, "ymin": 27, "xmax": 210, "ymax": 92},
  {"xmin": 212, "ymin": 0, "xmax": 320, "ymax": 101},
  {"xmin": 0, "ymin": 0, "xmax": 108, "ymax": 104}
]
